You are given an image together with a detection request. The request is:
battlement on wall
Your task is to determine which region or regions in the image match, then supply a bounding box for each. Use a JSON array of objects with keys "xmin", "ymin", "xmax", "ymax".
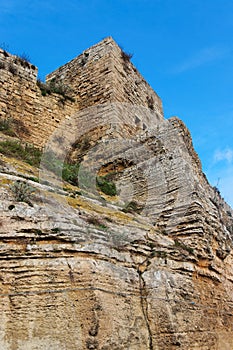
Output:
[
  {"xmin": 0, "ymin": 49, "xmax": 77, "ymax": 147},
  {"xmin": 0, "ymin": 49, "xmax": 38, "ymax": 82}
]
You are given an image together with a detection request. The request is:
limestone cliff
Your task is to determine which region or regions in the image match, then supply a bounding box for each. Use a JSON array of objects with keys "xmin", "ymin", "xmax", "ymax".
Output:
[{"xmin": 0, "ymin": 38, "xmax": 232, "ymax": 350}]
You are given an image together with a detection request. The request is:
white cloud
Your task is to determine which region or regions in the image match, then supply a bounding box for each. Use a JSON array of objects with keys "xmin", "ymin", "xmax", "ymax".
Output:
[
  {"xmin": 173, "ymin": 46, "xmax": 229, "ymax": 74},
  {"xmin": 214, "ymin": 148, "xmax": 233, "ymax": 164}
]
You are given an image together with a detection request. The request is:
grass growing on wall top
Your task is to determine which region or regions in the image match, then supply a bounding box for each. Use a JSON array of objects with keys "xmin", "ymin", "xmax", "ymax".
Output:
[{"xmin": 0, "ymin": 140, "xmax": 42, "ymax": 167}]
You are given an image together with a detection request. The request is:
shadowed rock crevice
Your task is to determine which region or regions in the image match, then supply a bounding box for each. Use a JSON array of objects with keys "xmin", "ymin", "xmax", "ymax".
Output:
[{"xmin": 137, "ymin": 267, "xmax": 154, "ymax": 350}]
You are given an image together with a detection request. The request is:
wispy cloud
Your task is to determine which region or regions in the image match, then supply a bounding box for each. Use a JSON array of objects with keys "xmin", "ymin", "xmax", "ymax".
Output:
[
  {"xmin": 214, "ymin": 148, "xmax": 233, "ymax": 164},
  {"xmin": 173, "ymin": 46, "xmax": 229, "ymax": 74}
]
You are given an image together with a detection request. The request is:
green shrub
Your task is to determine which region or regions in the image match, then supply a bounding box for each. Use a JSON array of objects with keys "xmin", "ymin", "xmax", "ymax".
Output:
[
  {"xmin": 51, "ymin": 227, "xmax": 60, "ymax": 233},
  {"xmin": 42, "ymin": 151, "xmax": 82, "ymax": 186},
  {"xmin": 41, "ymin": 151, "xmax": 63, "ymax": 175},
  {"xmin": 122, "ymin": 201, "xmax": 143, "ymax": 214},
  {"xmin": 96, "ymin": 176, "xmax": 117, "ymax": 196},
  {"xmin": 0, "ymin": 141, "xmax": 81, "ymax": 186},
  {"xmin": 0, "ymin": 140, "xmax": 42, "ymax": 167},
  {"xmin": 37, "ymin": 80, "xmax": 50, "ymax": 96},
  {"xmin": 37, "ymin": 78, "xmax": 75, "ymax": 102},
  {"xmin": 86, "ymin": 216, "xmax": 107, "ymax": 230},
  {"xmin": 0, "ymin": 117, "xmax": 29, "ymax": 137},
  {"xmin": 10, "ymin": 180, "xmax": 35, "ymax": 204},
  {"xmin": 27, "ymin": 176, "xmax": 39, "ymax": 183},
  {"xmin": 0, "ymin": 117, "xmax": 16, "ymax": 136},
  {"xmin": 62, "ymin": 162, "xmax": 80, "ymax": 185}
]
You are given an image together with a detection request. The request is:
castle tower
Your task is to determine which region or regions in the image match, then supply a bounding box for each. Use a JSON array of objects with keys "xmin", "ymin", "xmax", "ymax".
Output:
[
  {"xmin": 46, "ymin": 37, "xmax": 163, "ymax": 117},
  {"xmin": 0, "ymin": 37, "xmax": 163, "ymax": 147}
]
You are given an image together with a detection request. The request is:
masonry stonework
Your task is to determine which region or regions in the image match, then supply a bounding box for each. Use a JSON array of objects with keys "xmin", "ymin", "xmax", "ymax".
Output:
[
  {"xmin": 0, "ymin": 37, "xmax": 163, "ymax": 148},
  {"xmin": 0, "ymin": 50, "xmax": 78, "ymax": 147},
  {"xmin": 47, "ymin": 37, "xmax": 163, "ymax": 115}
]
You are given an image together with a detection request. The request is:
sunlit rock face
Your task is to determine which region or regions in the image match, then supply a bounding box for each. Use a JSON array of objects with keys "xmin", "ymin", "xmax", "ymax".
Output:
[{"xmin": 0, "ymin": 37, "xmax": 232, "ymax": 349}]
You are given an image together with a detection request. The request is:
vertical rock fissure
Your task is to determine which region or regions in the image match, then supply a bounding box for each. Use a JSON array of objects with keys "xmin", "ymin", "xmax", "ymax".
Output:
[
  {"xmin": 138, "ymin": 270, "xmax": 154, "ymax": 350},
  {"xmin": 66, "ymin": 258, "xmax": 75, "ymax": 283}
]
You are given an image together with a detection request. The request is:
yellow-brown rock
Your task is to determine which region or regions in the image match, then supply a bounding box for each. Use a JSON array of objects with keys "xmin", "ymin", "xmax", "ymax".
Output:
[{"xmin": 0, "ymin": 38, "xmax": 232, "ymax": 349}]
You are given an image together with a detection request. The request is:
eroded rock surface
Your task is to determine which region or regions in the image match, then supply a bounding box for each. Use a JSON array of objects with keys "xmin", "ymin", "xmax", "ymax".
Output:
[
  {"xmin": 0, "ymin": 113, "xmax": 232, "ymax": 350},
  {"xmin": 0, "ymin": 37, "xmax": 232, "ymax": 350}
]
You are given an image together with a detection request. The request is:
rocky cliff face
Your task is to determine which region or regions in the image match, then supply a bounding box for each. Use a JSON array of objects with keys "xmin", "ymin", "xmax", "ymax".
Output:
[{"xmin": 0, "ymin": 38, "xmax": 232, "ymax": 350}]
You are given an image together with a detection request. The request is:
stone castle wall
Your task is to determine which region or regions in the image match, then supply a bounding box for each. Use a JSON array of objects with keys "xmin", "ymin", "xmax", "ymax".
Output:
[
  {"xmin": 0, "ymin": 38, "xmax": 163, "ymax": 148},
  {"xmin": 47, "ymin": 37, "xmax": 163, "ymax": 118},
  {"xmin": 0, "ymin": 49, "xmax": 78, "ymax": 148}
]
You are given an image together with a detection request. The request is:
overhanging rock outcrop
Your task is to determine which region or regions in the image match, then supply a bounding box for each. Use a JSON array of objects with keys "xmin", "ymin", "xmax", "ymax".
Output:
[{"xmin": 0, "ymin": 37, "xmax": 232, "ymax": 350}]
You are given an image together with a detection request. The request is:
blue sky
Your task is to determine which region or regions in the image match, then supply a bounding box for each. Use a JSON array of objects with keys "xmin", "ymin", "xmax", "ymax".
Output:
[{"xmin": 1, "ymin": 0, "xmax": 233, "ymax": 206}]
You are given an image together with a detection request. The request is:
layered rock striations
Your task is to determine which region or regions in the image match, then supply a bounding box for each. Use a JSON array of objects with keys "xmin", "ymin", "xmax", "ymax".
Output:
[{"xmin": 0, "ymin": 38, "xmax": 232, "ymax": 349}]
